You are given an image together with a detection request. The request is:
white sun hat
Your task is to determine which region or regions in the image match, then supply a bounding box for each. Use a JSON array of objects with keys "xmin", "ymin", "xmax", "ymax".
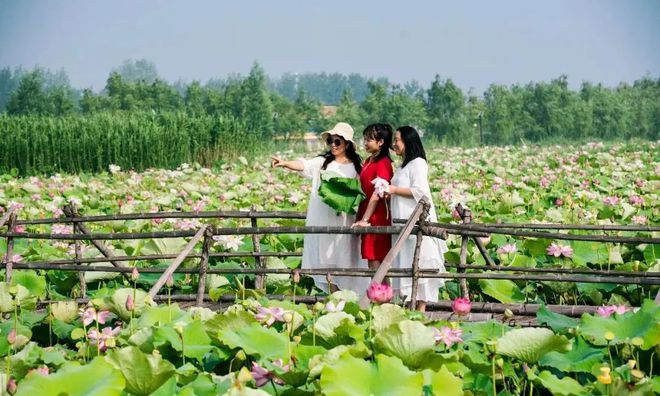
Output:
[{"xmin": 320, "ymin": 122, "xmax": 355, "ymax": 144}]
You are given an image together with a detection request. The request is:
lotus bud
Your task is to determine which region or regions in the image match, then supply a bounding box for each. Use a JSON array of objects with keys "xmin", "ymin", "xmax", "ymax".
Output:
[
  {"xmin": 485, "ymin": 340, "xmax": 497, "ymax": 354},
  {"xmin": 166, "ymin": 275, "xmax": 174, "ymax": 288},
  {"xmin": 131, "ymin": 267, "xmax": 140, "ymax": 282},
  {"xmin": 6, "ymin": 378, "xmax": 17, "ymax": 394},
  {"xmin": 503, "ymin": 309, "xmax": 514, "ymax": 319},
  {"xmin": 236, "ymin": 350, "xmax": 247, "ymax": 361},
  {"xmin": 283, "ymin": 312, "xmax": 293, "ymax": 323},
  {"xmin": 293, "ymin": 335, "xmax": 302, "ymax": 344},
  {"xmin": 496, "ymin": 358, "xmax": 504, "ymax": 368},
  {"xmin": 125, "ymin": 294, "xmax": 135, "ymax": 311},
  {"xmin": 292, "ymin": 270, "xmax": 301, "ymax": 284},
  {"xmin": 7, "ymin": 328, "xmax": 16, "ymax": 345},
  {"xmin": 174, "ymin": 322, "xmax": 185, "ymax": 335}
]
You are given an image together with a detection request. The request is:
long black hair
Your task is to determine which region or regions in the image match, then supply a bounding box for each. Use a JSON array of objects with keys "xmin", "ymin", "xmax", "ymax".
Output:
[
  {"xmin": 319, "ymin": 138, "xmax": 362, "ymax": 173},
  {"xmin": 397, "ymin": 126, "xmax": 426, "ymax": 168},
  {"xmin": 363, "ymin": 123, "xmax": 393, "ymax": 163}
]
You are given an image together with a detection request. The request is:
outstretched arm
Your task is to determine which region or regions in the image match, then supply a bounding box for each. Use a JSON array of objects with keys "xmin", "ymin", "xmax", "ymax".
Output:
[{"xmin": 271, "ymin": 156, "xmax": 304, "ymax": 172}]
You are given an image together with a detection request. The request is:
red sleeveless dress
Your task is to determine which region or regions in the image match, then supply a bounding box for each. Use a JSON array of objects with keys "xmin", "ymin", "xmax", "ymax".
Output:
[{"xmin": 357, "ymin": 156, "xmax": 393, "ymax": 260}]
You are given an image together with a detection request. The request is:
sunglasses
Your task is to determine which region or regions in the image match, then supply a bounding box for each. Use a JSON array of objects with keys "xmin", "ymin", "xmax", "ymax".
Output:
[{"xmin": 326, "ymin": 137, "xmax": 344, "ymax": 147}]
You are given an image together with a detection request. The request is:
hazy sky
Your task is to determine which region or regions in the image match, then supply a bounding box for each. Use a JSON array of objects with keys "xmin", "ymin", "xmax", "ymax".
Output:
[{"xmin": 0, "ymin": 0, "xmax": 658, "ymax": 93}]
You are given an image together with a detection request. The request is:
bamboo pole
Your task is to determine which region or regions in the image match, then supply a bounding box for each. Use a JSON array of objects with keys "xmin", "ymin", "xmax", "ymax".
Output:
[
  {"xmin": 148, "ymin": 226, "xmax": 207, "ymax": 298},
  {"xmin": 196, "ymin": 227, "xmax": 214, "ymax": 306},
  {"xmin": 65, "ymin": 205, "xmax": 87, "ymax": 295},
  {"xmin": 16, "ymin": 210, "xmax": 307, "ymax": 225},
  {"xmin": 458, "ymin": 204, "xmax": 471, "ymax": 298},
  {"xmin": 359, "ymin": 198, "xmax": 427, "ymax": 309},
  {"xmin": 0, "ymin": 209, "xmax": 14, "ymax": 228},
  {"xmin": 10, "ymin": 263, "xmax": 660, "ymax": 285},
  {"xmin": 409, "ymin": 200, "xmax": 430, "ymax": 310},
  {"xmin": 62, "ymin": 206, "xmax": 132, "ymax": 282},
  {"xmin": 3, "ymin": 212, "xmax": 17, "ymax": 283},
  {"xmin": 250, "ymin": 206, "xmax": 266, "ymax": 290}
]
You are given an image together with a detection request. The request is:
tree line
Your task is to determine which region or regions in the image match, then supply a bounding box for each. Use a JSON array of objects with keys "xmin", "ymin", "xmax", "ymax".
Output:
[{"xmin": 1, "ymin": 60, "xmax": 658, "ymax": 145}]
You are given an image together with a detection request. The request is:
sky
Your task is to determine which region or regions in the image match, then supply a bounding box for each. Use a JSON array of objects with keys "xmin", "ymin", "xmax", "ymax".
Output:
[{"xmin": 0, "ymin": 0, "xmax": 658, "ymax": 93}]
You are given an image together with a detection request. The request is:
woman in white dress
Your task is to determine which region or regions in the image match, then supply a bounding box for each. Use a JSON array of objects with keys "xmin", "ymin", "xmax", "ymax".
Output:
[
  {"xmin": 387, "ymin": 126, "xmax": 448, "ymax": 311},
  {"xmin": 271, "ymin": 122, "xmax": 367, "ymax": 293}
]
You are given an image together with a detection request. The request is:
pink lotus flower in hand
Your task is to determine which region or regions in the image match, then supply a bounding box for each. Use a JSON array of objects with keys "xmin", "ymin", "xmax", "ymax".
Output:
[
  {"xmin": 366, "ymin": 283, "xmax": 394, "ymax": 304},
  {"xmin": 433, "ymin": 326, "xmax": 464, "ymax": 347},
  {"xmin": 451, "ymin": 297, "xmax": 472, "ymax": 316},
  {"xmin": 546, "ymin": 243, "xmax": 573, "ymax": 258},
  {"xmin": 371, "ymin": 177, "xmax": 390, "ymax": 198},
  {"xmin": 255, "ymin": 306, "xmax": 286, "ymax": 326}
]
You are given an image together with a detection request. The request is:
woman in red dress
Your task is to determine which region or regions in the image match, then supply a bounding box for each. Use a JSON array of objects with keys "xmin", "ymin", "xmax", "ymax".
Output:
[{"xmin": 352, "ymin": 123, "xmax": 394, "ymax": 272}]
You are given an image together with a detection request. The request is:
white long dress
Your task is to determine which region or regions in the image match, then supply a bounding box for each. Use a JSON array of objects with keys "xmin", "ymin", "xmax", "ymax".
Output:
[
  {"xmin": 391, "ymin": 157, "xmax": 448, "ymax": 303},
  {"xmin": 299, "ymin": 156, "xmax": 368, "ymax": 293}
]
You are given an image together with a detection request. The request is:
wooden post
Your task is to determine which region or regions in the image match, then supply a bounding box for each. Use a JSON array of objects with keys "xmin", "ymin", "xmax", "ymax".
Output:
[
  {"xmin": 149, "ymin": 225, "xmax": 208, "ymax": 298},
  {"xmin": 359, "ymin": 198, "xmax": 427, "ymax": 309},
  {"xmin": 3, "ymin": 211, "xmax": 17, "ymax": 283},
  {"xmin": 472, "ymin": 236, "xmax": 496, "ymax": 267},
  {"xmin": 457, "ymin": 204, "xmax": 472, "ymax": 298},
  {"xmin": 409, "ymin": 200, "xmax": 430, "ymax": 310},
  {"xmin": 65, "ymin": 205, "xmax": 87, "ymax": 295},
  {"xmin": 250, "ymin": 205, "xmax": 266, "ymax": 290},
  {"xmin": 196, "ymin": 226, "xmax": 214, "ymax": 306},
  {"xmin": 62, "ymin": 205, "xmax": 132, "ymax": 282}
]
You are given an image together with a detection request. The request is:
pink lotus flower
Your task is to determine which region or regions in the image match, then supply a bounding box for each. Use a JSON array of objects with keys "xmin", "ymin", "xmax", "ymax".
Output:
[
  {"xmin": 432, "ymin": 326, "xmax": 464, "ymax": 347},
  {"xmin": 546, "ymin": 243, "xmax": 573, "ymax": 258},
  {"xmin": 255, "ymin": 306, "xmax": 286, "ymax": 327},
  {"xmin": 602, "ymin": 196, "xmax": 620, "ymax": 206},
  {"xmin": 325, "ymin": 300, "xmax": 345, "ymax": 312},
  {"xmin": 596, "ymin": 305, "xmax": 629, "ymax": 318},
  {"xmin": 497, "ymin": 244, "xmax": 517, "ymax": 254},
  {"xmin": 15, "ymin": 224, "xmax": 26, "ymax": 233},
  {"xmin": 632, "ymin": 215, "xmax": 647, "ymax": 225},
  {"xmin": 28, "ymin": 366, "xmax": 50, "ymax": 376},
  {"xmin": 554, "ymin": 198, "xmax": 563, "ymax": 206},
  {"xmin": 79, "ymin": 307, "xmax": 111, "ymax": 327},
  {"xmin": 629, "ymin": 195, "xmax": 643, "ymax": 206},
  {"xmin": 174, "ymin": 219, "xmax": 201, "ymax": 231},
  {"xmin": 634, "ymin": 179, "xmax": 645, "ymax": 188},
  {"xmin": 451, "ymin": 297, "xmax": 472, "ymax": 316},
  {"xmin": 366, "ymin": 283, "xmax": 394, "ymax": 304},
  {"xmin": 539, "ymin": 177, "xmax": 550, "ymax": 188},
  {"xmin": 288, "ymin": 192, "xmax": 303, "ymax": 204},
  {"xmin": 88, "ymin": 326, "xmax": 121, "ymax": 352},
  {"xmin": 10, "ymin": 254, "xmax": 23, "ymax": 263},
  {"xmin": 51, "ymin": 224, "xmax": 73, "ymax": 234},
  {"xmin": 251, "ymin": 360, "xmax": 289, "ymax": 387}
]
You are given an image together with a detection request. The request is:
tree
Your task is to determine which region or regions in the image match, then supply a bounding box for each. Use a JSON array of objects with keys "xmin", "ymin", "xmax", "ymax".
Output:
[
  {"xmin": 113, "ymin": 59, "xmax": 159, "ymax": 83},
  {"xmin": 425, "ymin": 76, "xmax": 466, "ymax": 143},
  {"xmin": 6, "ymin": 70, "xmax": 50, "ymax": 115}
]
